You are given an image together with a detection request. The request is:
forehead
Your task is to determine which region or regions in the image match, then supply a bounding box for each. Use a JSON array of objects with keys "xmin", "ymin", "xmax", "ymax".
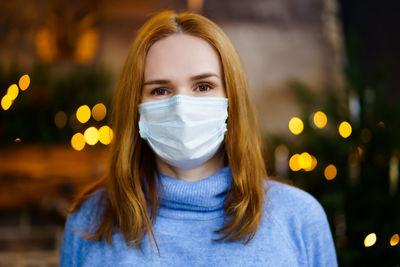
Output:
[{"xmin": 144, "ymin": 33, "xmax": 222, "ymax": 80}]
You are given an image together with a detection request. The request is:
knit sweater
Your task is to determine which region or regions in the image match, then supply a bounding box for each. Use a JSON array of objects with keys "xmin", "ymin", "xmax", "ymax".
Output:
[{"xmin": 60, "ymin": 166, "xmax": 338, "ymax": 266}]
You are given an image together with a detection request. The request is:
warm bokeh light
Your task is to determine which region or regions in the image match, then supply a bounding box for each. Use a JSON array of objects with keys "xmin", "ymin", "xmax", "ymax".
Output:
[
  {"xmin": 313, "ymin": 111, "xmax": 327, "ymax": 128},
  {"xmin": 98, "ymin": 125, "xmax": 113, "ymax": 145},
  {"xmin": 288, "ymin": 117, "xmax": 304, "ymax": 135},
  {"xmin": 14, "ymin": 138, "xmax": 21, "ymax": 142},
  {"xmin": 1, "ymin": 94, "xmax": 13, "ymax": 110},
  {"xmin": 304, "ymin": 155, "xmax": 318, "ymax": 171},
  {"xmin": 35, "ymin": 28, "xmax": 57, "ymax": 63},
  {"xmin": 54, "ymin": 111, "xmax": 68, "ymax": 128},
  {"xmin": 76, "ymin": 105, "xmax": 91, "ymax": 124},
  {"xmin": 324, "ymin": 164, "xmax": 337, "ymax": 180},
  {"xmin": 298, "ymin": 152, "xmax": 312, "ymax": 169},
  {"xmin": 92, "ymin": 103, "xmax": 107, "ymax": 121},
  {"xmin": 18, "ymin": 74, "xmax": 30, "ymax": 91},
  {"xmin": 289, "ymin": 154, "xmax": 301, "ymax": 171},
  {"xmin": 71, "ymin": 133, "xmax": 86, "ymax": 151},
  {"xmin": 84, "ymin": 127, "xmax": 99, "ymax": 145},
  {"xmin": 364, "ymin": 233, "xmax": 377, "ymax": 247},
  {"xmin": 7, "ymin": 84, "xmax": 19, "ymax": 100},
  {"xmin": 390, "ymin": 234, "xmax": 399, "ymax": 246},
  {"xmin": 75, "ymin": 29, "xmax": 99, "ymax": 63},
  {"xmin": 339, "ymin": 121, "xmax": 352, "ymax": 138}
]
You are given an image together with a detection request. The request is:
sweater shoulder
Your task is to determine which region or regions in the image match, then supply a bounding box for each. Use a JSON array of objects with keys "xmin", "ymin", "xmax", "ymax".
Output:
[{"xmin": 263, "ymin": 179, "xmax": 328, "ymax": 227}]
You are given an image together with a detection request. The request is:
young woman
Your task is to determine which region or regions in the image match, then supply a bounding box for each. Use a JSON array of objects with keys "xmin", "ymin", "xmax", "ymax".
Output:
[{"xmin": 60, "ymin": 10, "xmax": 338, "ymax": 266}]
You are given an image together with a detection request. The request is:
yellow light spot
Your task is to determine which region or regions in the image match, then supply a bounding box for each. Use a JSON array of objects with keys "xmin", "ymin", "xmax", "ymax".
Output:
[
  {"xmin": 288, "ymin": 117, "xmax": 304, "ymax": 135},
  {"xmin": 18, "ymin": 75, "xmax": 30, "ymax": 91},
  {"xmin": 84, "ymin": 127, "xmax": 99, "ymax": 145},
  {"xmin": 7, "ymin": 84, "xmax": 19, "ymax": 100},
  {"xmin": 75, "ymin": 28, "xmax": 99, "ymax": 63},
  {"xmin": 1, "ymin": 95, "xmax": 13, "ymax": 110},
  {"xmin": 14, "ymin": 138, "xmax": 22, "ymax": 142},
  {"xmin": 298, "ymin": 152, "xmax": 312, "ymax": 169},
  {"xmin": 304, "ymin": 155, "xmax": 318, "ymax": 171},
  {"xmin": 390, "ymin": 234, "xmax": 399, "ymax": 246},
  {"xmin": 92, "ymin": 103, "xmax": 107, "ymax": 121},
  {"xmin": 54, "ymin": 111, "xmax": 68, "ymax": 128},
  {"xmin": 98, "ymin": 125, "xmax": 113, "ymax": 145},
  {"xmin": 324, "ymin": 164, "xmax": 337, "ymax": 180},
  {"xmin": 364, "ymin": 233, "xmax": 377, "ymax": 247},
  {"xmin": 76, "ymin": 105, "xmax": 91, "ymax": 124},
  {"xmin": 313, "ymin": 111, "xmax": 327, "ymax": 128},
  {"xmin": 378, "ymin": 121, "xmax": 385, "ymax": 128},
  {"xmin": 339, "ymin": 121, "xmax": 352, "ymax": 138},
  {"xmin": 289, "ymin": 154, "xmax": 301, "ymax": 171},
  {"xmin": 35, "ymin": 28, "xmax": 57, "ymax": 63},
  {"xmin": 71, "ymin": 133, "xmax": 85, "ymax": 151}
]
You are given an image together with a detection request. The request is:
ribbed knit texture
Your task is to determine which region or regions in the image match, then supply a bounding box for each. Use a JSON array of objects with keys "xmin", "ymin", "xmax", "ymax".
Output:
[{"xmin": 60, "ymin": 166, "xmax": 338, "ymax": 266}]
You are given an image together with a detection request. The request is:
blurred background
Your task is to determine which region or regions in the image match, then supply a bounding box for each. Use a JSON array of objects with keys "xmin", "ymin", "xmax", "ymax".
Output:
[{"xmin": 0, "ymin": 0, "xmax": 399, "ymax": 266}]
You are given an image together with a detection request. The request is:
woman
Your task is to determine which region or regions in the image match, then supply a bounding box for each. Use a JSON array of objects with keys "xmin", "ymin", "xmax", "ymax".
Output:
[{"xmin": 60, "ymin": 10, "xmax": 338, "ymax": 266}]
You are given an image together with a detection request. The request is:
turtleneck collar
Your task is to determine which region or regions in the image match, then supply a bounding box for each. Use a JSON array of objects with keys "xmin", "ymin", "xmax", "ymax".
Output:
[{"xmin": 156, "ymin": 166, "xmax": 232, "ymax": 220}]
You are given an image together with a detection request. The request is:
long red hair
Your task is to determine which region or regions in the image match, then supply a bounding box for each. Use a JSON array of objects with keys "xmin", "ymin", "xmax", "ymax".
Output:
[{"xmin": 69, "ymin": 10, "xmax": 268, "ymax": 255}]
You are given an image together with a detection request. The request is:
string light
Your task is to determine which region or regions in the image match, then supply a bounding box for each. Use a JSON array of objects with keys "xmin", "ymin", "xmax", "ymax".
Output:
[
  {"xmin": 84, "ymin": 127, "xmax": 99, "ymax": 145},
  {"xmin": 313, "ymin": 111, "xmax": 327, "ymax": 128},
  {"xmin": 18, "ymin": 74, "xmax": 30, "ymax": 91},
  {"xmin": 1, "ymin": 95, "xmax": 12, "ymax": 110},
  {"xmin": 98, "ymin": 125, "xmax": 113, "ymax": 145},
  {"xmin": 390, "ymin": 234, "xmax": 399, "ymax": 246},
  {"xmin": 289, "ymin": 154, "xmax": 301, "ymax": 171},
  {"xmin": 76, "ymin": 105, "xmax": 91, "ymax": 124},
  {"xmin": 324, "ymin": 164, "xmax": 337, "ymax": 180},
  {"xmin": 364, "ymin": 233, "xmax": 377, "ymax": 247},
  {"xmin": 7, "ymin": 84, "xmax": 19, "ymax": 100},
  {"xmin": 339, "ymin": 121, "xmax": 352, "ymax": 138},
  {"xmin": 71, "ymin": 133, "xmax": 85, "ymax": 151},
  {"xmin": 92, "ymin": 103, "xmax": 107, "ymax": 121},
  {"xmin": 288, "ymin": 117, "xmax": 304, "ymax": 135}
]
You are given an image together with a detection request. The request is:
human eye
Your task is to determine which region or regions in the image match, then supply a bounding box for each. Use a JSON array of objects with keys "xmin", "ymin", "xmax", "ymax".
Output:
[
  {"xmin": 195, "ymin": 83, "xmax": 213, "ymax": 92},
  {"xmin": 150, "ymin": 88, "xmax": 170, "ymax": 96}
]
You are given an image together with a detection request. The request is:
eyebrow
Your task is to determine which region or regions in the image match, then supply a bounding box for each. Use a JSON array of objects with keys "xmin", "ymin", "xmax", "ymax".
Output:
[{"xmin": 143, "ymin": 73, "xmax": 219, "ymax": 86}]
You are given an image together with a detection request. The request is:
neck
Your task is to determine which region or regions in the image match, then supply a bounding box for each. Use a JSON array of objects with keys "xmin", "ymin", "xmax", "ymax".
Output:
[{"xmin": 156, "ymin": 148, "xmax": 225, "ymax": 182}]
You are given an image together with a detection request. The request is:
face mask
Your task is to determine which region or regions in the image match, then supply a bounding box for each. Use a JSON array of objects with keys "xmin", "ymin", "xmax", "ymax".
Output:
[{"xmin": 138, "ymin": 95, "xmax": 228, "ymax": 169}]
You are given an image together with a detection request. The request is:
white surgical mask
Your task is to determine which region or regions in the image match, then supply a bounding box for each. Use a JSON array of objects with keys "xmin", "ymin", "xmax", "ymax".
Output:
[{"xmin": 138, "ymin": 95, "xmax": 228, "ymax": 169}]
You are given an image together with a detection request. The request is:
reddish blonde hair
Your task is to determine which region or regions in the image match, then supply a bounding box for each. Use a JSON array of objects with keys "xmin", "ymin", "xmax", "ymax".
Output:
[{"xmin": 69, "ymin": 10, "xmax": 268, "ymax": 255}]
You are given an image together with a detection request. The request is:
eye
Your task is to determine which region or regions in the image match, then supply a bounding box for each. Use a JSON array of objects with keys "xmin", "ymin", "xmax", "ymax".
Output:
[
  {"xmin": 150, "ymin": 88, "xmax": 169, "ymax": 96},
  {"xmin": 195, "ymin": 83, "xmax": 213, "ymax": 92}
]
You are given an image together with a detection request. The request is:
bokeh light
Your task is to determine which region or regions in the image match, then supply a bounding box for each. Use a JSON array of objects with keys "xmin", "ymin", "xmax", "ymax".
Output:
[
  {"xmin": 288, "ymin": 117, "xmax": 304, "ymax": 135},
  {"xmin": 304, "ymin": 155, "xmax": 318, "ymax": 171},
  {"xmin": 1, "ymin": 95, "xmax": 13, "ymax": 110},
  {"xmin": 324, "ymin": 164, "xmax": 337, "ymax": 180},
  {"xmin": 313, "ymin": 111, "xmax": 327, "ymax": 128},
  {"xmin": 289, "ymin": 154, "xmax": 301, "ymax": 171},
  {"xmin": 7, "ymin": 84, "xmax": 19, "ymax": 100},
  {"xmin": 71, "ymin": 133, "xmax": 85, "ymax": 151},
  {"xmin": 84, "ymin": 127, "xmax": 99, "ymax": 145},
  {"xmin": 339, "ymin": 121, "xmax": 352, "ymax": 138},
  {"xmin": 92, "ymin": 103, "xmax": 107, "ymax": 121},
  {"xmin": 76, "ymin": 105, "xmax": 91, "ymax": 124},
  {"xmin": 98, "ymin": 125, "xmax": 113, "ymax": 145},
  {"xmin": 18, "ymin": 74, "xmax": 30, "ymax": 91},
  {"xmin": 298, "ymin": 152, "xmax": 312, "ymax": 169},
  {"xmin": 364, "ymin": 233, "xmax": 377, "ymax": 247},
  {"xmin": 54, "ymin": 111, "xmax": 68, "ymax": 128},
  {"xmin": 390, "ymin": 234, "xmax": 399, "ymax": 246}
]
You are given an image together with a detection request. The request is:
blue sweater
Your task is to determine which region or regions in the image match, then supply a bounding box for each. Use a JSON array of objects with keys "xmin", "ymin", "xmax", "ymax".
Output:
[{"xmin": 60, "ymin": 166, "xmax": 338, "ymax": 266}]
